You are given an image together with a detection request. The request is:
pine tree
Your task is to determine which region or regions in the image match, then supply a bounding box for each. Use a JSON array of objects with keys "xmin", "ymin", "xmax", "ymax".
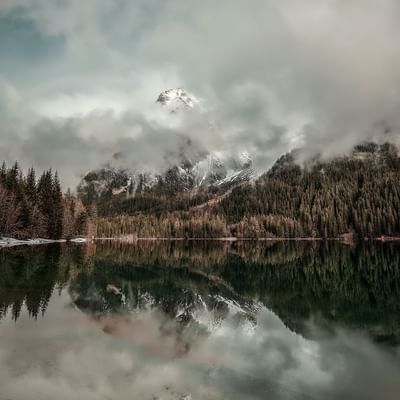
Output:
[
  {"xmin": 52, "ymin": 172, "xmax": 64, "ymax": 239},
  {"xmin": 37, "ymin": 170, "xmax": 54, "ymax": 238},
  {"xmin": 25, "ymin": 167, "xmax": 37, "ymax": 205}
]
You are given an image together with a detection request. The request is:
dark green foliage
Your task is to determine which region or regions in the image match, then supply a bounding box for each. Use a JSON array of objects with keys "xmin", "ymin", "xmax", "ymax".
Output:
[
  {"xmin": 36, "ymin": 169, "xmax": 64, "ymax": 239},
  {"xmin": 215, "ymin": 143, "xmax": 400, "ymax": 238},
  {"xmin": 0, "ymin": 163, "xmax": 86, "ymax": 239},
  {"xmin": 51, "ymin": 172, "xmax": 64, "ymax": 239}
]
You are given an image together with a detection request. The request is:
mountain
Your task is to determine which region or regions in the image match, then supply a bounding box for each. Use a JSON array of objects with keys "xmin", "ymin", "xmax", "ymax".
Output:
[
  {"xmin": 78, "ymin": 89, "xmax": 400, "ymax": 240},
  {"xmin": 77, "ymin": 152, "xmax": 254, "ymax": 215},
  {"xmin": 154, "ymin": 88, "xmax": 255, "ymax": 189},
  {"xmin": 156, "ymin": 88, "xmax": 199, "ymax": 112},
  {"xmin": 77, "ymin": 88, "xmax": 255, "ymax": 210}
]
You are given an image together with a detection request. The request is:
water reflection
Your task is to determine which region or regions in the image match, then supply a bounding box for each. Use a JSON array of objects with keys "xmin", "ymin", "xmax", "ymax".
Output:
[
  {"xmin": 1, "ymin": 241, "xmax": 400, "ymax": 399},
  {"xmin": 2, "ymin": 241, "xmax": 400, "ymax": 342}
]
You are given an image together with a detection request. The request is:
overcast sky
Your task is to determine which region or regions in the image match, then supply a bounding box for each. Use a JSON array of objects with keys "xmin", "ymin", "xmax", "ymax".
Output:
[{"xmin": 1, "ymin": 0, "xmax": 400, "ymax": 187}]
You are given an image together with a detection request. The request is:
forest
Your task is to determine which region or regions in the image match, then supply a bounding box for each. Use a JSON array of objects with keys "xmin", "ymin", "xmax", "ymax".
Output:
[
  {"xmin": 95, "ymin": 143, "xmax": 400, "ymax": 239},
  {"xmin": 0, "ymin": 162, "xmax": 90, "ymax": 240},
  {"xmin": 2, "ymin": 142, "xmax": 400, "ymax": 240}
]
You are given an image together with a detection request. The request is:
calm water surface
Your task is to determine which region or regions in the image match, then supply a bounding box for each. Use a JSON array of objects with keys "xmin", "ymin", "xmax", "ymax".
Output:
[{"xmin": 1, "ymin": 241, "xmax": 400, "ymax": 399}]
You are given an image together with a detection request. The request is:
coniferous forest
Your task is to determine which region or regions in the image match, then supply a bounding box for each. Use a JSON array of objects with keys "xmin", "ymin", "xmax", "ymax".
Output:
[
  {"xmin": 2, "ymin": 142, "xmax": 400, "ymax": 240},
  {"xmin": 0, "ymin": 162, "xmax": 89, "ymax": 240},
  {"xmin": 94, "ymin": 143, "xmax": 400, "ymax": 240}
]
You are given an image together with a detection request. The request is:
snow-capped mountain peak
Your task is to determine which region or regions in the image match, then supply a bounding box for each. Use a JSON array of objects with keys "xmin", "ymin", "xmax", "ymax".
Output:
[{"xmin": 157, "ymin": 88, "xmax": 198, "ymax": 112}]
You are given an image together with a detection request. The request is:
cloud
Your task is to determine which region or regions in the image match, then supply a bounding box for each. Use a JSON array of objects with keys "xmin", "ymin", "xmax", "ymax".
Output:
[
  {"xmin": 1, "ymin": 0, "xmax": 400, "ymax": 186},
  {"xmin": 3, "ymin": 112, "xmax": 208, "ymax": 189}
]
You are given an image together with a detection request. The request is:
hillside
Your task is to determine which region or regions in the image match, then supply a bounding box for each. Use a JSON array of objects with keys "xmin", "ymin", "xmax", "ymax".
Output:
[{"xmin": 94, "ymin": 142, "xmax": 400, "ymax": 239}]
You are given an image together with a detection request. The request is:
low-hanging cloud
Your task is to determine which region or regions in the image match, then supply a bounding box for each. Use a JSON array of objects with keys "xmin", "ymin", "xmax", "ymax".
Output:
[{"xmin": 1, "ymin": 0, "xmax": 400, "ymax": 187}]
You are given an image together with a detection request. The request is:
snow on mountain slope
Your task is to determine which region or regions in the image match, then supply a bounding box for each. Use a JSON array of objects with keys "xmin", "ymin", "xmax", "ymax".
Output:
[
  {"xmin": 79, "ymin": 150, "xmax": 254, "ymax": 202},
  {"xmin": 157, "ymin": 88, "xmax": 199, "ymax": 112},
  {"xmin": 215, "ymin": 166, "xmax": 255, "ymax": 187}
]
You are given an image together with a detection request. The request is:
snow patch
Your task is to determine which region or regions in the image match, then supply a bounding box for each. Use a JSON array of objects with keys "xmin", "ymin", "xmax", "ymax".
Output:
[
  {"xmin": 0, "ymin": 237, "xmax": 88, "ymax": 247},
  {"xmin": 70, "ymin": 237, "xmax": 88, "ymax": 243},
  {"xmin": 0, "ymin": 237, "xmax": 66, "ymax": 248}
]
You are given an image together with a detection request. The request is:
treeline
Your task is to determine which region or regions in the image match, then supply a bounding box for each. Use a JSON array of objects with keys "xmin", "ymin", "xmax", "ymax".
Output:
[
  {"xmin": 0, "ymin": 162, "xmax": 90, "ymax": 239},
  {"xmin": 96, "ymin": 212, "xmax": 304, "ymax": 239},
  {"xmin": 97, "ymin": 212, "xmax": 229, "ymax": 238}
]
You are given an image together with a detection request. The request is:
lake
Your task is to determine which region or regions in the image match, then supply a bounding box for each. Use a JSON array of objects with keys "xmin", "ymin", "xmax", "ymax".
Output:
[{"xmin": 1, "ymin": 240, "xmax": 400, "ymax": 399}]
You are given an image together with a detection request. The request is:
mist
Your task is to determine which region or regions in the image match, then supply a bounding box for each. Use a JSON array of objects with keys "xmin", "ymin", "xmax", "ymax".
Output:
[{"xmin": 1, "ymin": 0, "xmax": 400, "ymax": 187}]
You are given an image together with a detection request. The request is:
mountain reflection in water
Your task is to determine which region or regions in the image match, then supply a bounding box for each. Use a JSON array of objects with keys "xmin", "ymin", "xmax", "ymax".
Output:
[{"xmin": 1, "ymin": 240, "xmax": 400, "ymax": 399}]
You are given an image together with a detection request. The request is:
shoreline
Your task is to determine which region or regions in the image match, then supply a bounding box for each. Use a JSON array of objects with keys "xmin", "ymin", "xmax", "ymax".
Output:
[
  {"xmin": 98, "ymin": 235, "xmax": 400, "ymax": 243},
  {"xmin": 0, "ymin": 237, "xmax": 87, "ymax": 248},
  {"xmin": 2, "ymin": 235, "xmax": 400, "ymax": 248}
]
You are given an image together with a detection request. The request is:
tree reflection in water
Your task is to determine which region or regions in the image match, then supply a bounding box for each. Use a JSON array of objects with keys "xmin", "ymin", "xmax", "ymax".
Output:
[{"xmin": 1, "ymin": 240, "xmax": 400, "ymax": 345}]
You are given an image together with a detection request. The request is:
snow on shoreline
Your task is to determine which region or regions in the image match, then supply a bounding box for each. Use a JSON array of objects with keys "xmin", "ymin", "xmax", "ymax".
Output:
[{"xmin": 0, "ymin": 237, "xmax": 87, "ymax": 248}]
